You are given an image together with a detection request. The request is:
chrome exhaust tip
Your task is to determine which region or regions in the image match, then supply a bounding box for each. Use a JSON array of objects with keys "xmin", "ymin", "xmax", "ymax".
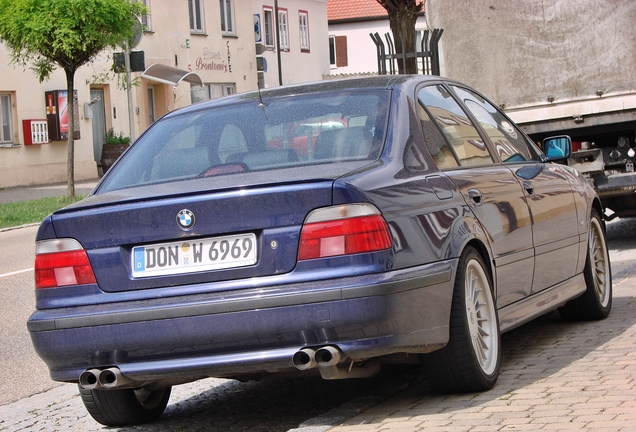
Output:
[
  {"xmin": 315, "ymin": 346, "xmax": 342, "ymax": 368},
  {"xmin": 292, "ymin": 348, "xmax": 316, "ymax": 370},
  {"xmin": 78, "ymin": 369, "xmax": 102, "ymax": 390},
  {"xmin": 98, "ymin": 367, "xmax": 134, "ymax": 389}
]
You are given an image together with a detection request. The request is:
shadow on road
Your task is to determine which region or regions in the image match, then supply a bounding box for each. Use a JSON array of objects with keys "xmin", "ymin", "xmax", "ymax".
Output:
[
  {"xmin": 607, "ymin": 218, "xmax": 636, "ymax": 279},
  {"xmin": 606, "ymin": 217, "xmax": 636, "ymax": 251}
]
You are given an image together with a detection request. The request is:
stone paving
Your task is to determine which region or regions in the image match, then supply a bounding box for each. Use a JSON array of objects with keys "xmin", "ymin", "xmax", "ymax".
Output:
[{"xmin": 322, "ymin": 270, "xmax": 636, "ymax": 431}]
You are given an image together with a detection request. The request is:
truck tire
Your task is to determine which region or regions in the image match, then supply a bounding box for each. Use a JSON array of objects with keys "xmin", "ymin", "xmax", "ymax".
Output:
[
  {"xmin": 558, "ymin": 209, "xmax": 612, "ymax": 321},
  {"xmin": 422, "ymin": 246, "xmax": 501, "ymax": 393},
  {"xmin": 79, "ymin": 385, "xmax": 171, "ymax": 426}
]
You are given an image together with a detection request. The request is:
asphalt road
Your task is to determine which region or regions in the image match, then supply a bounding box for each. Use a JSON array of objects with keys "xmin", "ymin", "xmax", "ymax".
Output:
[
  {"xmin": 0, "ymin": 218, "xmax": 634, "ymax": 431},
  {"xmin": 0, "ymin": 226, "xmax": 61, "ymax": 405}
]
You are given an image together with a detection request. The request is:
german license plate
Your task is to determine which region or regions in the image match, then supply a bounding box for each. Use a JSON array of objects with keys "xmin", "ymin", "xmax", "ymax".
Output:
[{"xmin": 132, "ymin": 233, "xmax": 257, "ymax": 278}]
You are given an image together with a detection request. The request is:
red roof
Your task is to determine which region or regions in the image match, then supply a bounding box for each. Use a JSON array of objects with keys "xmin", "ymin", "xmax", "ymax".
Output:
[{"xmin": 327, "ymin": 0, "xmax": 388, "ymax": 22}]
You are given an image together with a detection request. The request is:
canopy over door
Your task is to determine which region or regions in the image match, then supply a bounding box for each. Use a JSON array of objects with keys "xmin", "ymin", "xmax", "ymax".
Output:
[{"xmin": 141, "ymin": 64, "xmax": 204, "ymax": 87}]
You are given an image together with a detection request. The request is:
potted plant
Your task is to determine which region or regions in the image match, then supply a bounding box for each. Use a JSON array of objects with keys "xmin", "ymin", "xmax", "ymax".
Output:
[{"xmin": 101, "ymin": 129, "xmax": 131, "ymax": 173}]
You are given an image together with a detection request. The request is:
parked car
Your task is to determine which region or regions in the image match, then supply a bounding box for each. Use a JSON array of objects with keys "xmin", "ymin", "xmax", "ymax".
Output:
[{"xmin": 28, "ymin": 75, "xmax": 612, "ymax": 426}]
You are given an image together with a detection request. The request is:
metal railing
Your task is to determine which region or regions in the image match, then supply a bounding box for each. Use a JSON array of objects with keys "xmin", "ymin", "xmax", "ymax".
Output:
[{"xmin": 370, "ymin": 28, "xmax": 443, "ymax": 76}]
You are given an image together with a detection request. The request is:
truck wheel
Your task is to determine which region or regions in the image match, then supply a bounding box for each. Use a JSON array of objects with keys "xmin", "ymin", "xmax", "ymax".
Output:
[
  {"xmin": 422, "ymin": 246, "xmax": 501, "ymax": 393},
  {"xmin": 558, "ymin": 209, "xmax": 612, "ymax": 321},
  {"xmin": 79, "ymin": 385, "xmax": 171, "ymax": 426}
]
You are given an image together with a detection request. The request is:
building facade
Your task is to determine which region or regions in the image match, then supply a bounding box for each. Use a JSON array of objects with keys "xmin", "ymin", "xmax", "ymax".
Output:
[
  {"xmin": 327, "ymin": 0, "xmax": 428, "ymax": 76},
  {"xmin": 0, "ymin": 0, "xmax": 329, "ymax": 188}
]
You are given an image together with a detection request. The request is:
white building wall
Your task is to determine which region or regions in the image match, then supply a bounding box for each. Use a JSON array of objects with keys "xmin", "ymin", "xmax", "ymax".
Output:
[
  {"xmin": 255, "ymin": 0, "xmax": 330, "ymax": 87},
  {"xmin": 0, "ymin": 0, "xmax": 329, "ymax": 189},
  {"xmin": 329, "ymin": 16, "xmax": 429, "ymax": 76},
  {"xmin": 0, "ymin": 45, "xmax": 98, "ymax": 188}
]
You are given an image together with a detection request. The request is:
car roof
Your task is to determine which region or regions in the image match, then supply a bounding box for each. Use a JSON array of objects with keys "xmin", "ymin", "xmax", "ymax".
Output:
[{"xmin": 168, "ymin": 75, "xmax": 448, "ymax": 118}]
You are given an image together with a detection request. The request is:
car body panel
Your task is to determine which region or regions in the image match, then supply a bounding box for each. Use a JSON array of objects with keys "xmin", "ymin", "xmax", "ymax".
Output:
[
  {"xmin": 443, "ymin": 166, "xmax": 535, "ymax": 307},
  {"xmin": 28, "ymin": 75, "xmax": 602, "ymax": 389}
]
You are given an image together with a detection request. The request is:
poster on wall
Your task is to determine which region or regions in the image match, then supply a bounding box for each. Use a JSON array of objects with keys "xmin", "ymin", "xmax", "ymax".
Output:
[{"xmin": 45, "ymin": 90, "xmax": 80, "ymax": 141}]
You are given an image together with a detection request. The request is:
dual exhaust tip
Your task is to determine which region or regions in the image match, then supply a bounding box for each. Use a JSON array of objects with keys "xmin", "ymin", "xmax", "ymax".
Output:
[
  {"xmin": 79, "ymin": 367, "xmax": 135, "ymax": 390},
  {"xmin": 292, "ymin": 345, "xmax": 380, "ymax": 379},
  {"xmin": 292, "ymin": 345, "xmax": 341, "ymax": 371}
]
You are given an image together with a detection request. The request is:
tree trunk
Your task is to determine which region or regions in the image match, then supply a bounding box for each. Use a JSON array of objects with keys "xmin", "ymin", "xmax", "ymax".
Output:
[
  {"xmin": 65, "ymin": 68, "xmax": 76, "ymax": 198},
  {"xmin": 388, "ymin": 8, "xmax": 419, "ymax": 74},
  {"xmin": 377, "ymin": 0, "xmax": 423, "ymax": 75}
]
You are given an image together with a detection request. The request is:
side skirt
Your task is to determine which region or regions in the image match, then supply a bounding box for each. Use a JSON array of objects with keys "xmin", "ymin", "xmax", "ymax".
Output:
[{"xmin": 498, "ymin": 274, "xmax": 586, "ymax": 334}]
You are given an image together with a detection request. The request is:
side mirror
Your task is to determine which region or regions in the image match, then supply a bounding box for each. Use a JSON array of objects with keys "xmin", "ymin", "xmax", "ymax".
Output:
[{"xmin": 543, "ymin": 135, "xmax": 572, "ymax": 161}]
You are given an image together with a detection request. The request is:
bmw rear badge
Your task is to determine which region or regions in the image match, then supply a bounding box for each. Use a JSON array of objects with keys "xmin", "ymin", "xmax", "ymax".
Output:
[{"xmin": 176, "ymin": 209, "xmax": 196, "ymax": 231}]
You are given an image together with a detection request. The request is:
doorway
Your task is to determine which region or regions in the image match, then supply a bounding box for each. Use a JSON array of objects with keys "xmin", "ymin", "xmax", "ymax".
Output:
[{"xmin": 90, "ymin": 88, "xmax": 106, "ymax": 174}]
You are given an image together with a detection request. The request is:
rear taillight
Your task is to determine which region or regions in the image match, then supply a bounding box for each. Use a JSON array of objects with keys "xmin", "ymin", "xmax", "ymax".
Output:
[
  {"xmin": 34, "ymin": 239, "xmax": 96, "ymax": 289},
  {"xmin": 298, "ymin": 204, "xmax": 392, "ymax": 261}
]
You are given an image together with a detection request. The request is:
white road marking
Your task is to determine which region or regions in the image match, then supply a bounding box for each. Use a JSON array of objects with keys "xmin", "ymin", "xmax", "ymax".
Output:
[{"xmin": 0, "ymin": 268, "xmax": 33, "ymax": 278}]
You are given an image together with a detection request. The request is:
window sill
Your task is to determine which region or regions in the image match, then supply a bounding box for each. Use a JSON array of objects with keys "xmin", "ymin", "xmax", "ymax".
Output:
[{"xmin": 0, "ymin": 143, "xmax": 21, "ymax": 148}]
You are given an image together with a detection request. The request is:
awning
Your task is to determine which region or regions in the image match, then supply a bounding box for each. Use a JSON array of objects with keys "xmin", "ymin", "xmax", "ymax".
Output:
[{"xmin": 141, "ymin": 63, "xmax": 204, "ymax": 87}]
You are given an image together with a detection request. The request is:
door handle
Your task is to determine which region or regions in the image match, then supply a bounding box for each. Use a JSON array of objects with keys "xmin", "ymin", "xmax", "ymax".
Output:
[
  {"xmin": 468, "ymin": 188, "xmax": 483, "ymax": 205},
  {"xmin": 523, "ymin": 181, "xmax": 534, "ymax": 196}
]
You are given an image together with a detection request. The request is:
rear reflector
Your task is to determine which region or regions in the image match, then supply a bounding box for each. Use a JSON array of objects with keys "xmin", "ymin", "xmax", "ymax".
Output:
[
  {"xmin": 298, "ymin": 204, "xmax": 392, "ymax": 261},
  {"xmin": 35, "ymin": 239, "xmax": 96, "ymax": 289}
]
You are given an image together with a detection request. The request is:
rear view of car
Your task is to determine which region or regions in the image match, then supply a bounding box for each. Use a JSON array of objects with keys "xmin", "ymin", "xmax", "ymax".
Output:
[{"xmin": 28, "ymin": 76, "xmax": 611, "ymax": 426}]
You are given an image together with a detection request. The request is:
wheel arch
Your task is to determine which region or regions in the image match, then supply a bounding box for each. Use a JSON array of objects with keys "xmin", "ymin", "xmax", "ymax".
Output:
[
  {"xmin": 461, "ymin": 238, "xmax": 495, "ymax": 297},
  {"xmin": 591, "ymin": 197, "xmax": 605, "ymax": 229}
]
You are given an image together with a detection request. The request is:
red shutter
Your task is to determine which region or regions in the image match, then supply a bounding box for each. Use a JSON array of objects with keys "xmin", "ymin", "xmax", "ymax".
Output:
[{"xmin": 335, "ymin": 36, "xmax": 348, "ymax": 67}]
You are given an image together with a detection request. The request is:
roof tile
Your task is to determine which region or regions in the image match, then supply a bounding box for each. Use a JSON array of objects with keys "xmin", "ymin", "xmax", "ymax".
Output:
[{"xmin": 327, "ymin": 0, "xmax": 388, "ymax": 22}]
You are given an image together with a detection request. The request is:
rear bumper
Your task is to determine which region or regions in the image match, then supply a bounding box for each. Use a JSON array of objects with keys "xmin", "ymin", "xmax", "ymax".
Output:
[{"xmin": 28, "ymin": 259, "xmax": 456, "ymax": 383}]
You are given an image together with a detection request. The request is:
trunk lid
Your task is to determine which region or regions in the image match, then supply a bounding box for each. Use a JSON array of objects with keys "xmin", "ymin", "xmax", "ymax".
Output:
[{"xmin": 48, "ymin": 163, "xmax": 368, "ymax": 293}]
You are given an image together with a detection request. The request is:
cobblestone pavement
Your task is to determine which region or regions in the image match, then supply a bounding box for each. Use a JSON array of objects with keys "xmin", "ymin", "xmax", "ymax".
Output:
[
  {"xmin": 1, "ymin": 220, "xmax": 634, "ymax": 432},
  {"xmin": 324, "ymin": 248, "xmax": 636, "ymax": 431}
]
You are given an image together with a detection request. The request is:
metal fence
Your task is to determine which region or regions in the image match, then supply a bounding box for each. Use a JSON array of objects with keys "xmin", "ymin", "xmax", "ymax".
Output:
[{"xmin": 370, "ymin": 28, "xmax": 443, "ymax": 76}]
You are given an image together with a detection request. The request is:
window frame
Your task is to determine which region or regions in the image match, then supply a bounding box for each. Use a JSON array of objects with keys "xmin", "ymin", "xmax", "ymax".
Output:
[
  {"xmin": 219, "ymin": 0, "xmax": 235, "ymax": 36},
  {"xmin": 139, "ymin": 0, "xmax": 152, "ymax": 31},
  {"xmin": 188, "ymin": 0, "xmax": 204, "ymax": 34},
  {"xmin": 329, "ymin": 35, "xmax": 348, "ymax": 68},
  {"xmin": 191, "ymin": 83, "xmax": 237, "ymax": 103},
  {"xmin": 0, "ymin": 93, "xmax": 14, "ymax": 144},
  {"xmin": 417, "ymin": 84, "xmax": 495, "ymax": 168},
  {"xmin": 263, "ymin": 7, "xmax": 274, "ymax": 47},
  {"xmin": 278, "ymin": 8, "xmax": 289, "ymax": 51},
  {"xmin": 298, "ymin": 11, "xmax": 310, "ymax": 52}
]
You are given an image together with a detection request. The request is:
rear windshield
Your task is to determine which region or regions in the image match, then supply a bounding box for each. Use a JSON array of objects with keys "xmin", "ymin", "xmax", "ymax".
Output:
[{"xmin": 100, "ymin": 90, "xmax": 390, "ymax": 192}]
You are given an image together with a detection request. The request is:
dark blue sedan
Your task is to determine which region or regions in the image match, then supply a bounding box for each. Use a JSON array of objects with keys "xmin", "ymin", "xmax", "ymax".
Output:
[{"xmin": 28, "ymin": 75, "xmax": 611, "ymax": 426}]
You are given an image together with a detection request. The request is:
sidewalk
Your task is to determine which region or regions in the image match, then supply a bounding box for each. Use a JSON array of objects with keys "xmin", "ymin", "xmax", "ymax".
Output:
[{"xmin": 0, "ymin": 179, "xmax": 101, "ymax": 204}]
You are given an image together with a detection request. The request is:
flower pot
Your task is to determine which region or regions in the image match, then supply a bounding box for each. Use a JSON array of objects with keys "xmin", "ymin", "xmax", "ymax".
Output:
[{"xmin": 101, "ymin": 143, "xmax": 129, "ymax": 174}]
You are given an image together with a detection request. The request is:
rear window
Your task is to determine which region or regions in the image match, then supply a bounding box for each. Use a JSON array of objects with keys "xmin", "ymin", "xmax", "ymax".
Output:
[{"xmin": 100, "ymin": 90, "xmax": 389, "ymax": 192}]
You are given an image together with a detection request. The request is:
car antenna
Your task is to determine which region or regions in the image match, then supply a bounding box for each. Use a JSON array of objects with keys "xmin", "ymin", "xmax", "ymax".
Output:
[{"xmin": 257, "ymin": 83, "xmax": 268, "ymax": 108}]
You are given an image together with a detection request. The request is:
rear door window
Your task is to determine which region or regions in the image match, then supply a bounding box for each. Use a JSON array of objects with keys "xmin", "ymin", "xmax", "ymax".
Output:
[{"xmin": 417, "ymin": 85, "xmax": 494, "ymax": 168}]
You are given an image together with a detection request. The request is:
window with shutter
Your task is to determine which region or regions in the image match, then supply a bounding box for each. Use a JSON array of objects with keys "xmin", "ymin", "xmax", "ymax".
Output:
[{"xmin": 335, "ymin": 36, "xmax": 348, "ymax": 67}]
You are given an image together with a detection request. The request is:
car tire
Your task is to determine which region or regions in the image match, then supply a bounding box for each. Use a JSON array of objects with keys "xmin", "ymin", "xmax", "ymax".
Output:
[
  {"xmin": 79, "ymin": 385, "xmax": 171, "ymax": 426},
  {"xmin": 558, "ymin": 209, "xmax": 612, "ymax": 321},
  {"xmin": 422, "ymin": 246, "xmax": 501, "ymax": 393}
]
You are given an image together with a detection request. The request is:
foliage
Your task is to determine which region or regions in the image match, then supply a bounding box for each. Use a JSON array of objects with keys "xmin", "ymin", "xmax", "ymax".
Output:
[
  {"xmin": 89, "ymin": 58, "xmax": 141, "ymax": 91},
  {"xmin": 0, "ymin": 0, "xmax": 146, "ymax": 80},
  {"xmin": 105, "ymin": 128, "xmax": 130, "ymax": 145},
  {"xmin": 0, "ymin": 0, "xmax": 146, "ymax": 197},
  {"xmin": 376, "ymin": 0, "xmax": 425, "ymax": 74},
  {"xmin": 0, "ymin": 195, "xmax": 85, "ymax": 229}
]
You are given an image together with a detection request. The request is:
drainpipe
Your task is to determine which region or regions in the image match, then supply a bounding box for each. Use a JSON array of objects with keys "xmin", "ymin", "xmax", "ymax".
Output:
[{"xmin": 274, "ymin": 0, "xmax": 283, "ymax": 86}]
